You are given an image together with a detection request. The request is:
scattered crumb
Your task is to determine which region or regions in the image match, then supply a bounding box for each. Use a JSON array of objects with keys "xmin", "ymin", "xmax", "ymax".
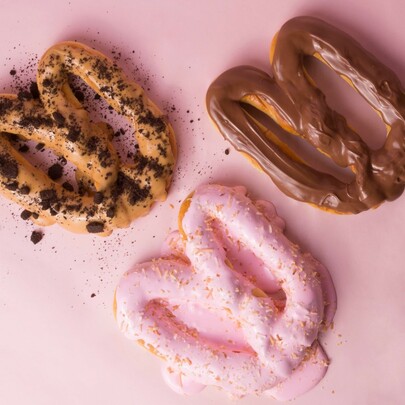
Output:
[
  {"xmin": 30, "ymin": 230, "xmax": 43, "ymax": 244},
  {"xmin": 47, "ymin": 163, "xmax": 64, "ymax": 180}
]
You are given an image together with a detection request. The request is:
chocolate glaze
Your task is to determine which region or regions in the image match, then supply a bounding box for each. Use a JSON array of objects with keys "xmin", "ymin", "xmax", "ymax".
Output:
[{"xmin": 206, "ymin": 16, "xmax": 405, "ymax": 214}]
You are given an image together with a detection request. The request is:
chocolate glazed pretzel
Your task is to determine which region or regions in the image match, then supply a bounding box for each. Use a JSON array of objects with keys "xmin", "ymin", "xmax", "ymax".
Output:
[
  {"xmin": 207, "ymin": 16, "xmax": 405, "ymax": 214},
  {"xmin": 0, "ymin": 42, "xmax": 176, "ymax": 235}
]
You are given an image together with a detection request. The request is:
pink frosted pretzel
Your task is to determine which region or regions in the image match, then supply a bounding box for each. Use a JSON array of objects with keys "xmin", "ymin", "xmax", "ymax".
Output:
[{"xmin": 114, "ymin": 184, "xmax": 336, "ymax": 400}]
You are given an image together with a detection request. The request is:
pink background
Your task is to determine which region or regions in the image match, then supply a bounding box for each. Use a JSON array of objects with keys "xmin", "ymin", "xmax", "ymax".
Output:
[{"xmin": 1, "ymin": 0, "xmax": 405, "ymax": 404}]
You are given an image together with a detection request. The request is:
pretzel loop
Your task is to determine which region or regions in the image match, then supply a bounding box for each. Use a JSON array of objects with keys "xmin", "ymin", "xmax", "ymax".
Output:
[
  {"xmin": 207, "ymin": 16, "xmax": 405, "ymax": 213},
  {"xmin": 115, "ymin": 184, "xmax": 336, "ymax": 400},
  {"xmin": 0, "ymin": 42, "xmax": 176, "ymax": 235}
]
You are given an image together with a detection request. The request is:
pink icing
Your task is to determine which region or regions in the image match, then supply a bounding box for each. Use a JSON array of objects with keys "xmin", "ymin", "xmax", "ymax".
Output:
[{"xmin": 115, "ymin": 184, "xmax": 336, "ymax": 400}]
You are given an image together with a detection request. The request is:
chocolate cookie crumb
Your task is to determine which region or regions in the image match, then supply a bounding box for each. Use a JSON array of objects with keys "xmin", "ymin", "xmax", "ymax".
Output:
[
  {"xmin": 21, "ymin": 210, "xmax": 32, "ymax": 220},
  {"xmin": 40, "ymin": 189, "xmax": 56, "ymax": 201},
  {"xmin": 225, "ymin": 148, "xmax": 230, "ymax": 155},
  {"xmin": 18, "ymin": 144, "xmax": 29, "ymax": 153},
  {"xmin": 19, "ymin": 185, "xmax": 30, "ymax": 195},
  {"xmin": 86, "ymin": 222, "xmax": 105, "ymax": 233},
  {"xmin": 137, "ymin": 111, "xmax": 166, "ymax": 133},
  {"xmin": 39, "ymin": 189, "xmax": 57, "ymax": 210},
  {"xmin": 91, "ymin": 293, "xmax": 96, "ymax": 298},
  {"xmin": 9, "ymin": 69, "xmax": 16, "ymax": 76},
  {"xmin": 74, "ymin": 90, "xmax": 85, "ymax": 102},
  {"xmin": 52, "ymin": 111, "xmax": 65, "ymax": 127},
  {"xmin": 42, "ymin": 78, "xmax": 52, "ymax": 87},
  {"xmin": 67, "ymin": 128, "xmax": 79, "ymax": 142},
  {"xmin": 19, "ymin": 116, "xmax": 53, "ymax": 130},
  {"xmin": 18, "ymin": 90, "xmax": 32, "ymax": 101},
  {"xmin": 0, "ymin": 100, "xmax": 13, "ymax": 119},
  {"xmin": 0, "ymin": 154, "xmax": 19, "ymax": 179},
  {"xmin": 62, "ymin": 182, "xmax": 74, "ymax": 192},
  {"xmin": 7, "ymin": 134, "xmax": 20, "ymax": 143},
  {"xmin": 30, "ymin": 82, "xmax": 40, "ymax": 99},
  {"xmin": 93, "ymin": 192, "xmax": 104, "ymax": 204},
  {"xmin": 5, "ymin": 181, "xmax": 18, "ymax": 191},
  {"xmin": 47, "ymin": 163, "xmax": 63, "ymax": 180},
  {"xmin": 106, "ymin": 207, "xmax": 115, "ymax": 218},
  {"xmin": 35, "ymin": 142, "xmax": 45, "ymax": 151},
  {"xmin": 30, "ymin": 230, "xmax": 43, "ymax": 244},
  {"xmin": 86, "ymin": 136, "xmax": 99, "ymax": 153}
]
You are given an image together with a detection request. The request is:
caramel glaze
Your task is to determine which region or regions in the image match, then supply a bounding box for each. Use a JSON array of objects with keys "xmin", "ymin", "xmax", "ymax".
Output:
[
  {"xmin": 0, "ymin": 42, "xmax": 176, "ymax": 235},
  {"xmin": 206, "ymin": 16, "xmax": 405, "ymax": 214}
]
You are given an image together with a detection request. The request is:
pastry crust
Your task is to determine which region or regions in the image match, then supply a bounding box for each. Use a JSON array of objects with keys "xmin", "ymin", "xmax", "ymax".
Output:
[{"xmin": 0, "ymin": 42, "xmax": 176, "ymax": 235}]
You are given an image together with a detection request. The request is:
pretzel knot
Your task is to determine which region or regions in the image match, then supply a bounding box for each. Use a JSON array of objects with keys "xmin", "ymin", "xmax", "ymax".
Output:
[
  {"xmin": 0, "ymin": 42, "xmax": 176, "ymax": 235},
  {"xmin": 207, "ymin": 16, "xmax": 405, "ymax": 214},
  {"xmin": 115, "ymin": 184, "xmax": 336, "ymax": 400}
]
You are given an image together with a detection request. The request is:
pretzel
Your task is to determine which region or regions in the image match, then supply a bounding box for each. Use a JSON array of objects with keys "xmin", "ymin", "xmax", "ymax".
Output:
[
  {"xmin": 114, "ymin": 184, "xmax": 336, "ymax": 400},
  {"xmin": 0, "ymin": 41, "xmax": 176, "ymax": 235},
  {"xmin": 206, "ymin": 16, "xmax": 405, "ymax": 214}
]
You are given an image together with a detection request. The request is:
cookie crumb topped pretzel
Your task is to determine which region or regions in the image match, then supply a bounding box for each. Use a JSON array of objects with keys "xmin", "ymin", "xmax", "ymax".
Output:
[
  {"xmin": 207, "ymin": 16, "xmax": 405, "ymax": 214},
  {"xmin": 0, "ymin": 41, "xmax": 176, "ymax": 235}
]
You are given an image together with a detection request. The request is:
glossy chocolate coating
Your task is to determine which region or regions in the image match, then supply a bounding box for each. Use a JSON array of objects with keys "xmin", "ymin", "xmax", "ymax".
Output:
[{"xmin": 206, "ymin": 16, "xmax": 405, "ymax": 214}]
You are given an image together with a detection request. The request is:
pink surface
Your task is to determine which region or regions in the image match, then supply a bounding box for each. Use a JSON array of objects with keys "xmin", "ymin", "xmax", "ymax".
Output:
[{"xmin": 0, "ymin": 1, "xmax": 404, "ymax": 404}]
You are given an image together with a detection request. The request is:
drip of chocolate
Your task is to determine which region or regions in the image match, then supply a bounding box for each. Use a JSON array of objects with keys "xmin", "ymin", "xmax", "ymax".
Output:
[{"xmin": 206, "ymin": 16, "xmax": 405, "ymax": 214}]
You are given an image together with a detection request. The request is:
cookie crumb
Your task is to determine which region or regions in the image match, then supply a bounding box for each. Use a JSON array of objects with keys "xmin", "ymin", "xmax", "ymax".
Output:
[
  {"xmin": 21, "ymin": 209, "xmax": 32, "ymax": 220},
  {"xmin": 93, "ymin": 192, "xmax": 104, "ymax": 204},
  {"xmin": 86, "ymin": 222, "xmax": 105, "ymax": 233},
  {"xmin": 30, "ymin": 230, "xmax": 43, "ymax": 244},
  {"xmin": 62, "ymin": 182, "xmax": 74, "ymax": 192},
  {"xmin": 30, "ymin": 81, "xmax": 40, "ymax": 99},
  {"xmin": 18, "ymin": 144, "xmax": 29, "ymax": 153},
  {"xmin": 47, "ymin": 163, "xmax": 63, "ymax": 180}
]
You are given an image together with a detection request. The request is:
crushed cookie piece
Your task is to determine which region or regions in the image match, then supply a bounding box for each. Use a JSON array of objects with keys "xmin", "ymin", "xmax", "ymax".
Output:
[
  {"xmin": 74, "ymin": 90, "xmax": 84, "ymax": 102},
  {"xmin": 0, "ymin": 154, "xmax": 18, "ymax": 179},
  {"xmin": 106, "ymin": 206, "xmax": 115, "ymax": 218},
  {"xmin": 30, "ymin": 82, "xmax": 40, "ymax": 99},
  {"xmin": 21, "ymin": 209, "xmax": 32, "ymax": 220},
  {"xmin": 52, "ymin": 111, "xmax": 65, "ymax": 127},
  {"xmin": 67, "ymin": 127, "xmax": 80, "ymax": 142},
  {"xmin": 93, "ymin": 192, "xmax": 104, "ymax": 204},
  {"xmin": 18, "ymin": 90, "xmax": 32, "ymax": 101},
  {"xmin": 86, "ymin": 221, "xmax": 105, "ymax": 233},
  {"xmin": 5, "ymin": 181, "xmax": 18, "ymax": 191},
  {"xmin": 19, "ymin": 185, "xmax": 30, "ymax": 195},
  {"xmin": 30, "ymin": 230, "xmax": 43, "ymax": 244},
  {"xmin": 47, "ymin": 163, "xmax": 63, "ymax": 180},
  {"xmin": 62, "ymin": 182, "xmax": 74, "ymax": 192},
  {"xmin": 18, "ymin": 144, "xmax": 29, "ymax": 153}
]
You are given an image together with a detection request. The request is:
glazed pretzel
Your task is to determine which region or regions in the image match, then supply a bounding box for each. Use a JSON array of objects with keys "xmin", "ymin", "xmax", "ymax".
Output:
[
  {"xmin": 115, "ymin": 184, "xmax": 336, "ymax": 400},
  {"xmin": 206, "ymin": 16, "xmax": 405, "ymax": 214},
  {"xmin": 0, "ymin": 42, "xmax": 176, "ymax": 235}
]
